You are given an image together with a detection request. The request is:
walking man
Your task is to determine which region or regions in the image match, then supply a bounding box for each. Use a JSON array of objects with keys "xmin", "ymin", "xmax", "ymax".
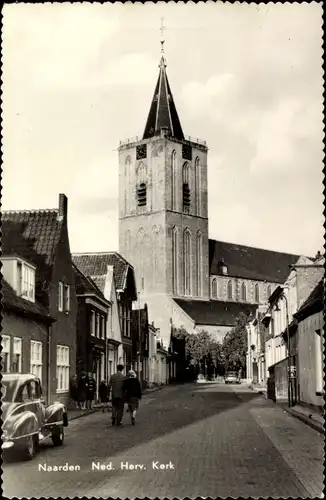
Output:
[{"xmin": 108, "ymin": 364, "xmax": 125, "ymax": 426}]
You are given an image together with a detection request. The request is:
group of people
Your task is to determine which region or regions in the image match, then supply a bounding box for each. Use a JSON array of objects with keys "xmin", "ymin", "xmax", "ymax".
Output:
[
  {"xmin": 100, "ymin": 365, "xmax": 142, "ymax": 426},
  {"xmin": 70, "ymin": 365, "xmax": 142, "ymax": 425},
  {"xmin": 70, "ymin": 371, "xmax": 97, "ymax": 410}
]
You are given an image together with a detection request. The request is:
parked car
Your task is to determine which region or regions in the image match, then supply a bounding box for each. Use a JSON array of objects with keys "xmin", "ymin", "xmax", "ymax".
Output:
[
  {"xmin": 224, "ymin": 371, "xmax": 241, "ymax": 384},
  {"xmin": 1, "ymin": 373, "xmax": 68, "ymax": 460}
]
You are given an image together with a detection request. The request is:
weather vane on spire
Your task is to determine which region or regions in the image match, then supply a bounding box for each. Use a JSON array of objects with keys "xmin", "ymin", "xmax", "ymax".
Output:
[
  {"xmin": 160, "ymin": 17, "xmax": 165, "ymax": 53},
  {"xmin": 160, "ymin": 17, "xmax": 166, "ymax": 65}
]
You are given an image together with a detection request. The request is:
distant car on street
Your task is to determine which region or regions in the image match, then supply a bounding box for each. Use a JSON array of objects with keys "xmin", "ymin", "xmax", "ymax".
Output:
[
  {"xmin": 1, "ymin": 373, "xmax": 68, "ymax": 460},
  {"xmin": 224, "ymin": 371, "xmax": 241, "ymax": 384}
]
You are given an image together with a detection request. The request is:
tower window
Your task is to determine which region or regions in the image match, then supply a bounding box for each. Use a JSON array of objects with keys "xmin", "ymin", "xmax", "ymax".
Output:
[
  {"xmin": 182, "ymin": 162, "xmax": 191, "ymax": 213},
  {"xmin": 137, "ymin": 182, "xmax": 147, "ymax": 207},
  {"xmin": 136, "ymin": 144, "xmax": 147, "ymax": 160},
  {"xmin": 182, "ymin": 143, "xmax": 192, "ymax": 161}
]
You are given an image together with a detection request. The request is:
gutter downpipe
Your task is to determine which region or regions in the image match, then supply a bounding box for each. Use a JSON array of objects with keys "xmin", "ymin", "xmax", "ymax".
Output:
[{"xmin": 47, "ymin": 324, "xmax": 52, "ymax": 405}]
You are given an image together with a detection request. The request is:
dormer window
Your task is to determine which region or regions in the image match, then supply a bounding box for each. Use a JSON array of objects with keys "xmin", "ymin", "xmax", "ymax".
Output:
[
  {"xmin": 17, "ymin": 260, "xmax": 35, "ymax": 302},
  {"xmin": 2, "ymin": 257, "xmax": 36, "ymax": 303},
  {"xmin": 219, "ymin": 260, "xmax": 228, "ymax": 275}
]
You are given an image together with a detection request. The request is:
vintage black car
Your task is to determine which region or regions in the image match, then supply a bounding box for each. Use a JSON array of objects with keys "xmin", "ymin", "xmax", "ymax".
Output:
[{"xmin": 2, "ymin": 373, "xmax": 68, "ymax": 460}]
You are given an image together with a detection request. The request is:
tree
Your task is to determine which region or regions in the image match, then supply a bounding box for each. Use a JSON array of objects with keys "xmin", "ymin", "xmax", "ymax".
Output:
[
  {"xmin": 172, "ymin": 326, "xmax": 223, "ymax": 377},
  {"xmin": 221, "ymin": 312, "xmax": 248, "ymax": 372}
]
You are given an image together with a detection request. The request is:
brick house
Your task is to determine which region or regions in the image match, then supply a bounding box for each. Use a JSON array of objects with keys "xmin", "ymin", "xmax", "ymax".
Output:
[
  {"xmin": 72, "ymin": 252, "xmax": 137, "ymax": 372},
  {"xmin": 74, "ymin": 264, "xmax": 111, "ymax": 398},
  {"xmin": 1, "ymin": 194, "xmax": 77, "ymax": 406}
]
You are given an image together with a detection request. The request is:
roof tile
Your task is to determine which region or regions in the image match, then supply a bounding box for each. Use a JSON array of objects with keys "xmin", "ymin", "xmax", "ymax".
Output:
[
  {"xmin": 174, "ymin": 298, "xmax": 257, "ymax": 327},
  {"xmin": 209, "ymin": 239, "xmax": 300, "ymax": 283}
]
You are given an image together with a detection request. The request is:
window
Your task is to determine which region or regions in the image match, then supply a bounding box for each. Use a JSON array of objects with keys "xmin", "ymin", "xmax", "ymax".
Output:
[
  {"xmin": 30, "ymin": 341, "xmax": 42, "ymax": 382},
  {"xmin": 90, "ymin": 310, "xmax": 95, "ymax": 336},
  {"xmin": 241, "ymin": 282, "xmax": 247, "ymax": 301},
  {"xmin": 1, "ymin": 335, "xmax": 10, "ymax": 372},
  {"xmin": 58, "ymin": 282, "xmax": 64, "ymax": 311},
  {"xmin": 267, "ymin": 285, "xmax": 272, "ymax": 298},
  {"xmin": 212, "ymin": 278, "xmax": 217, "ymax": 299},
  {"xmin": 255, "ymin": 284, "xmax": 260, "ymax": 303},
  {"xmin": 182, "ymin": 143, "xmax": 192, "ymax": 161},
  {"xmin": 136, "ymin": 163, "xmax": 147, "ymax": 208},
  {"xmin": 64, "ymin": 284, "xmax": 70, "ymax": 312},
  {"xmin": 227, "ymin": 280, "xmax": 233, "ymax": 300},
  {"xmin": 136, "ymin": 144, "xmax": 147, "ymax": 160},
  {"xmin": 315, "ymin": 329, "xmax": 323, "ymax": 394},
  {"xmin": 182, "ymin": 163, "xmax": 191, "ymax": 213},
  {"xmin": 17, "ymin": 262, "xmax": 35, "ymax": 302},
  {"xmin": 172, "ymin": 227, "xmax": 178, "ymax": 294},
  {"xmin": 101, "ymin": 316, "xmax": 106, "ymax": 339},
  {"xmin": 195, "ymin": 157, "xmax": 201, "ymax": 216},
  {"xmin": 171, "ymin": 150, "xmax": 177, "ymax": 210},
  {"xmin": 152, "ymin": 226, "xmax": 159, "ymax": 287},
  {"xmin": 138, "ymin": 228, "xmax": 145, "ymax": 290},
  {"xmin": 96, "ymin": 313, "xmax": 100, "ymax": 337},
  {"xmin": 56, "ymin": 345, "xmax": 70, "ymax": 393},
  {"xmin": 12, "ymin": 337, "xmax": 22, "ymax": 373},
  {"xmin": 125, "ymin": 157, "xmax": 132, "ymax": 214},
  {"xmin": 196, "ymin": 231, "xmax": 202, "ymax": 297},
  {"xmin": 183, "ymin": 229, "xmax": 191, "ymax": 296}
]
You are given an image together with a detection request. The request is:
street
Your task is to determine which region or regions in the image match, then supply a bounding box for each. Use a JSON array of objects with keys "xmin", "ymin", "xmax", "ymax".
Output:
[{"xmin": 2, "ymin": 382, "xmax": 324, "ymax": 499}]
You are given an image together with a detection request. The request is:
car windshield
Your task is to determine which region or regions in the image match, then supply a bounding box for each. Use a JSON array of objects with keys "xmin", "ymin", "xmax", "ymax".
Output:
[
  {"xmin": 1, "ymin": 379, "xmax": 21, "ymax": 402},
  {"xmin": 226, "ymin": 372, "xmax": 237, "ymax": 376}
]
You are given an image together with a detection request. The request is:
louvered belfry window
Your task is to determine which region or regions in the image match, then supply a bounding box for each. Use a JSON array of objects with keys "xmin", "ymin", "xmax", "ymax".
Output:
[
  {"xmin": 137, "ymin": 182, "xmax": 147, "ymax": 206},
  {"xmin": 182, "ymin": 162, "xmax": 190, "ymax": 213}
]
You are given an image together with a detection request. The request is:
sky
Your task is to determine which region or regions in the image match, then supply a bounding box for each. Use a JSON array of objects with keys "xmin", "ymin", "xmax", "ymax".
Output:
[{"xmin": 2, "ymin": 2, "xmax": 324, "ymax": 257}]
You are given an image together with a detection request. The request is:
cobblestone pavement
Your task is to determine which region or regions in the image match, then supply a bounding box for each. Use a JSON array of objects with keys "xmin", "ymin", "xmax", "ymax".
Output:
[{"xmin": 2, "ymin": 383, "xmax": 324, "ymax": 499}]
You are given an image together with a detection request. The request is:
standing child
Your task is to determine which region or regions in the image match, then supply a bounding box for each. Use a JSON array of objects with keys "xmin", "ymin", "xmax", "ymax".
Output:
[
  {"xmin": 99, "ymin": 380, "xmax": 109, "ymax": 412},
  {"xmin": 87, "ymin": 372, "xmax": 96, "ymax": 409}
]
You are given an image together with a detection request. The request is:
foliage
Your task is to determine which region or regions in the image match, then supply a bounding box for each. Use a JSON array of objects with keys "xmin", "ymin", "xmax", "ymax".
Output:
[
  {"xmin": 172, "ymin": 326, "xmax": 222, "ymax": 367},
  {"xmin": 221, "ymin": 312, "xmax": 248, "ymax": 371}
]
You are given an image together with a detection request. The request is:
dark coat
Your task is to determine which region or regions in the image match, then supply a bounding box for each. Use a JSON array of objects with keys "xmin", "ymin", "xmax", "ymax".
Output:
[
  {"xmin": 99, "ymin": 382, "xmax": 108, "ymax": 402},
  {"xmin": 87, "ymin": 377, "xmax": 96, "ymax": 394},
  {"xmin": 124, "ymin": 377, "xmax": 142, "ymax": 400}
]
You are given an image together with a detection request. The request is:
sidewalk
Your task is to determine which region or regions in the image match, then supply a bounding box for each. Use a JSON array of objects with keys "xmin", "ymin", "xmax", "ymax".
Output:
[
  {"xmin": 68, "ymin": 384, "xmax": 164, "ymax": 421},
  {"xmin": 249, "ymin": 384, "xmax": 324, "ymax": 435}
]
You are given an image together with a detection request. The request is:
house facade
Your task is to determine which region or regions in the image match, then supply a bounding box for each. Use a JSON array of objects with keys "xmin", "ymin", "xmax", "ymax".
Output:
[
  {"xmin": 72, "ymin": 252, "xmax": 137, "ymax": 372},
  {"xmin": 288, "ymin": 279, "xmax": 324, "ymax": 410},
  {"xmin": 131, "ymin": 304, "xmax": 149, "ymax": 386},
  {"xmin": 2, "ymin": 194, "xmax": 77, "ymax": 407},
  {"xmin": 74, "ymin": 264, "xmax": 111, "ymax": 398},
  {"xmin": 258, "ymin": 255, "xmax": 324, "ymax": 402}
]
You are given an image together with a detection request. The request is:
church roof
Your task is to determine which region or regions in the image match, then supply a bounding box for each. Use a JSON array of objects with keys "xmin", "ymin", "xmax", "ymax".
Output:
[
  {"xmin": 174, "ymin": 298, "xmax": 257, "ymax": 327},
  {"xmin": 143, "ymin": 56, "xmax": 184, "ymax": 141},
  {"xmin": 209, "ymin": 239, "xmax": 301, "ymax": 283}
]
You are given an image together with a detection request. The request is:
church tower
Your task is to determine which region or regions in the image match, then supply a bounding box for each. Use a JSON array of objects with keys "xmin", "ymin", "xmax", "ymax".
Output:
[{"xmin": 118, "ymin": 48, "xmax": 209, "ymax": 343}]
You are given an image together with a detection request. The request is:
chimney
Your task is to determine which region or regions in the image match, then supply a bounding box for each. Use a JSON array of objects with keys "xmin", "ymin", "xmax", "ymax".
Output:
[{"xmin": 58, "ymin": 194, "xmax": 68, "ymax": 221}]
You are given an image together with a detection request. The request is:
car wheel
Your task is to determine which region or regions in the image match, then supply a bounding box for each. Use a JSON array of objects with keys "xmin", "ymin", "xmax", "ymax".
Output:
[
  {"xmin": 52, "ymin": 426, "xmax": 64, "ymax": 446},
  {"xmin": 23, "ymin": 434, "xmax": 38, "ymax": 461}
]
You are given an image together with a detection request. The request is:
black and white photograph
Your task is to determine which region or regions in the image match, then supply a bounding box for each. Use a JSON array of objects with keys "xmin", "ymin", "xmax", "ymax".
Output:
[{"xmin": 1, "ymin": 1, "xmax": 324, "ymax": 498}]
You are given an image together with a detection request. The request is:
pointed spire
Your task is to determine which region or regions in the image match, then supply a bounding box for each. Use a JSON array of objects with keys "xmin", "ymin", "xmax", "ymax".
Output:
[{"xmin": 142, "ymin": 20, "xmax": 184, "ymax": 141}]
